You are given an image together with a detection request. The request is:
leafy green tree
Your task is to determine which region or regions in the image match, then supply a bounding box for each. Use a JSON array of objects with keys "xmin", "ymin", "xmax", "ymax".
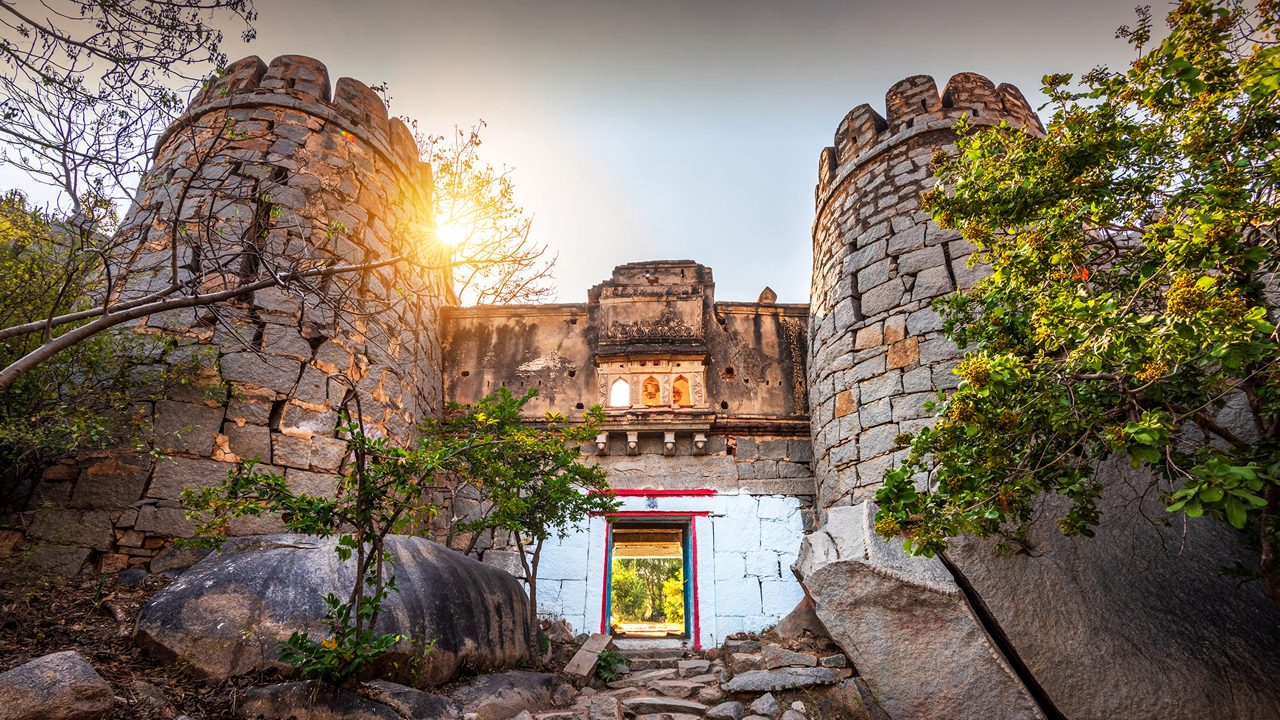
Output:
[
  {"xmin": 183, "ymin": 386, "xmax": 597, "ymax": 683},
  {"xmin": 661, "ymin": 570, "xmax": 685, "ymax": 626},
  {"xmin": 433, "ymin": 387, "xmax": 618, "ymax": 631},
  {"xmin": 875, "ymin": 0, "xmax": 1280, "ymax": 603},
  {"xmin": 610, "ymin": 564, "xmax": 648, "ymax": 622},
  {"xmin": 0, "ymin": 190, "xmax": 168, "ymax": 511}
]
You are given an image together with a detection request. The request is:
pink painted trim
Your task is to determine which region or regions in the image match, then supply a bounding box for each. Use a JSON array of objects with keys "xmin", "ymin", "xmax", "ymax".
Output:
[
  {"xmin": 599, "ymin": 521, "xmax": 612, "ymax": 634},
  {"xmin": 592, "ymin": 488, "xmax": 718, "ymax": 497},
  {"xmin": 690, "ymin": 516, "xmax": 702, "ymax": 650}
]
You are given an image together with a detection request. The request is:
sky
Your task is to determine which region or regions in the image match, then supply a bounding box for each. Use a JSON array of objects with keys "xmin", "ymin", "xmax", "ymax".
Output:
[{"xmin": 1, "ymin": 0, "xmax": 1150, "ymax": 304}]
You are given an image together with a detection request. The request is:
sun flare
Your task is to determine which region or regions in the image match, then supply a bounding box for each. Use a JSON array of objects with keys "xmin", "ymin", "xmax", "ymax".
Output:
[{"xmin": 435, "ymin": 221, "xmax": 469, "ymax": 247}]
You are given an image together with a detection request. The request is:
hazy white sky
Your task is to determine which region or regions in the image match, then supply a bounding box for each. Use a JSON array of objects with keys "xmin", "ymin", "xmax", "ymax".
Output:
[{"xmin": 2, "ymin": 0, "xmax": 1152, "ymax": 303}]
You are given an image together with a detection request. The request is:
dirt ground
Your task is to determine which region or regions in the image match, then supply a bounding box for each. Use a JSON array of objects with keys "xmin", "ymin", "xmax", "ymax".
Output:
[{"xmin": 0, "ymin": 563, "xmax": 278, "ymax": 719}]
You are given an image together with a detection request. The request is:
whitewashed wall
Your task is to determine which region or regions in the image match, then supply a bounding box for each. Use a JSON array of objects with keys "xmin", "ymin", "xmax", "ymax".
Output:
[{"xmin": 534, "ymin": 492, "xmax": 807, "ymax": 648}]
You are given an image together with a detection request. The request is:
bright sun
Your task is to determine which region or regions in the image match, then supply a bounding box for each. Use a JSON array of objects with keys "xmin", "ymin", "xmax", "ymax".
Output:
[{"xmin": 435, "ymin": 221, "xmax": 469, "ymax": 247}]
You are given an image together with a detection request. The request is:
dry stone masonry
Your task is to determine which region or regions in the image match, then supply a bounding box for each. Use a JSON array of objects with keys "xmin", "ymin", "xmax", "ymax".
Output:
[
  {"xmin": 18, "ymin": 54, "xmax": 449, "ymax": 572},
  {"xmin": 808, "ymin": 72, "xmax": 1042, "ymax": 515}
]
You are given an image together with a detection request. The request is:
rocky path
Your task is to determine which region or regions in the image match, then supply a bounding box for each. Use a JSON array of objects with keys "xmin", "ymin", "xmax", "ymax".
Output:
[{"xmin": 533, "ymin": 637, "xmax": 856, "ymax": 720}]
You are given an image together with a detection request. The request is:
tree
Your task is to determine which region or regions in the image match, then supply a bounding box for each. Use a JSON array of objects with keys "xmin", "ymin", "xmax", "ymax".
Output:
[
  {"xmin": 874, "ymin": 0, "xmax": 1280, "ymax": 603},
  {"xmin": 610, "ymin": 564, "xmax": 648, "ymax": 622},
  {"xmin": 181, "ymin": 383, "xmax": 529, "ymax": 683},
  {"xmin": 661, "ymin": 570, "xmax": 684, "ymax": 626},
  {"xmin": 421, "ymin": 122, "xmax": 555, "ymax": 305},
  {"xmin": 430, "ymin": 387, "xmax": 618, "ymax": 631},
  {"xmin": 0, "ymin": 0, "xmax": 257, "ymax": 220},
  {"xmin": 0, "ymin": 190, "xmax": 189, "ymax": 511}
]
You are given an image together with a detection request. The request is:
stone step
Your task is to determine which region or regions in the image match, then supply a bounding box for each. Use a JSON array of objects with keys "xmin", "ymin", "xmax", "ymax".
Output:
[
  {"xmin": 607, "ymin": 668, "xmax": 678, "ymax": 689},
  {"xmin": 622, "ymin": 695, "xmax": 709, "ymax": 716},
  {"xmin": 626, "ymin": 656, "xmax": 685, "ymax": 671},
  {"xmin": 617, "ymin": 645, "xmax": 693, "ymax": 659}
]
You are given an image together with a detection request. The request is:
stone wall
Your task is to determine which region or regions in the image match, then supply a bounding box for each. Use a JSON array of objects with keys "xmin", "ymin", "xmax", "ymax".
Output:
[
  {"xmin": 18, "ymin": 54, "xmax": 448, "ymax": 574},
  {"xmin": 443, "ymin": 262, "xmax": 809, "ymax": 423},
  {"xmin": 804, "ymin": 74, "xmax": 1280, "ymax": 720},
  {"xmin": 807, "ymin": 73, "xmax": 1041, "ymax": 515}
]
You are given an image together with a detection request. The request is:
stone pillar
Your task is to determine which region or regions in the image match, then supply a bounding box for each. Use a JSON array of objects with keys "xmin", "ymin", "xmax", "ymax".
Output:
[
  {"xmin": 807, "ymin": 73, "xmax": 1041, "ymax": 515},
  {"xmin": 22, "ymin": 55, "xmax": 451, "ymax": 571}
]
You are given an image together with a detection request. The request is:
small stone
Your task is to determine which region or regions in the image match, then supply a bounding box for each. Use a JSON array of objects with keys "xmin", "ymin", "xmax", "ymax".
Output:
[
  {"xmin": 819, "ymin": 654, "xmax": 847, "ymax": 668},
  {"xmin": 588, "ymin": 694, "xmax": 623, "ymax": 720},
  {"xmin": 706, "ymin": 700, "xmax": 746, "ymax": 720},
  {"xmin": 676, "ymin": 659, "xmax": 710, "ymax": 678},
  {"xmin": 750, "ymin": 692, "xmax": 781, "ymax": 718},
  {"xmin": 729, "ymin": 652, "xmax": 765, "ymax": 672},
  {"xmin": 762, "ymin": 644, "xmax": 817, "ymax": 669},
  {"xmin": 117, "ymin": 567, "xmax": 149, "ymax": 588},
  {"xmin": 780, "ymin": 711, "xmax": 807, "ymax": 720},
  {"xmin": 698, "ymin": 685, "xmax": 725, "ymax": 704}
]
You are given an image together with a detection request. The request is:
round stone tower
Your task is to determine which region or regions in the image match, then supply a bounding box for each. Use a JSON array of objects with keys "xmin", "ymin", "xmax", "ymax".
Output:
[
  {"xmin": 807, "ymin": 73, "xmax": 1042, "ymax": 514},
  {"xmin": 23, "ymin": 55, "xmax": 453, "ymax": 568}
]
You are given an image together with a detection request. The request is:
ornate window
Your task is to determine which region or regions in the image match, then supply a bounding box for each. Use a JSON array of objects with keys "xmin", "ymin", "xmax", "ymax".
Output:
[
  {"xmin": 672, "ymin": 375, "xmax": 691, "ymax": 406},
  {"xmin": 641, "ymin": 376, "xmax": 662, "ymax": 406},
  {"xmin": 609, "ymin": 378, "xmax": 631, "ymax": 407}
]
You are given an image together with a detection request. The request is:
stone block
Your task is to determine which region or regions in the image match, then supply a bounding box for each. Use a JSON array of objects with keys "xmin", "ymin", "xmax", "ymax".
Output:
[
  {"xmin": 859, "ymin": 279, "xmax": 905, "ymax": 317},
  {"xmin": 134, "ymin": 505, "xmax": 195, "ymax": 537},
  {"xmin": 310, "ymin": 436, "xmax": 349, "ymax": 472},
  {"xmin": 911, "ymin": 265, "xmax": 954, "ymax": 300},
  {"xmin": 776, "ymin": 462, "xmax": 811, "ymax": 479},
  {"xmin": 221, "ymin": 352, "xmax": 301, "ymax": 394},
  {"xmin": 859, "ymin": 371, "xmax": 901, "ymax": 403},
  {"xmin": 858, "ymin": 424, "xmax": 901, "ymax": 460},
  {"xmin": 714, "ymin": 552, "xmax": 748, "ymax": 581},
  {"xmin": 886, "ymin": 337, "xmax": 920, "ymax": 369},
  {"xmin": 859, "ymin": 397, "xmax": 892, "ymax": 427},
  {"xmin": 153, "ymin": 400, "xmax": 225, "ymax": 456},
  {"xmin": 853, "ymin": 323, "xmax": 883, "ymax": 350},
  {"xmin": 222, "ymin": 422, "xmax": 271, "ymax": 462},
  {"xmin": 758, "ymin": 439, "xmax": 790, "ymax": 459},
  {"xmin": 70, "ymin": 453, "xmax": 151, "ymax": 509},
  {"xmin": 29, "ymin": 509, "xmax": 115, "ymax": 550},
  {"xmin": 883, "ymin": 315, "xmax": 907, "ymax": 344},
  {"xmin": 21, "ymin": 544, "xmax": 93, "ymax": 577},
  {"xmin": 285, "ymin": 468, "xmax": 338, "ymax": 498},
  {"xmin": 787, "ymin": 440, "xmax": 814, "ymax": 463},
  {"xmin": 760, "ymin": 519, "xmax": 800, "ymax": 552},
  {"xmin": 745, "ymin": 550, "xmax": 780, "ymax": 578},
  {"xmin": 902, "ymin": 366, "xmax": 934, "ymax": 393},
  {"xmin": 834, "ymin": 389, "xmax": 856, "ymax": 418},
  {"xmin": 273, "ymin": 433, "xmax": 312, "ymax": 469},
  {"xmin": 715, "ymin": 575, "xmax": 762, "ymax": 615},
  {"xmin": 147, "ymin": 457, "xmax": 233, "ymax": 500},
  {"xmin": 897, "ymin": 246, "xmax": 945, "ymax": 275},
  {"xmin": 226, "ymin": 398, "xmax": 272, "ymax": 426}
]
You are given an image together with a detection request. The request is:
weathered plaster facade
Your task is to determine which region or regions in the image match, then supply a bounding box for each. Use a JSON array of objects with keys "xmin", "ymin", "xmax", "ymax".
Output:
[{"xmin": 443, "ymin": 261, "xmax": 814, "ymax": 644}]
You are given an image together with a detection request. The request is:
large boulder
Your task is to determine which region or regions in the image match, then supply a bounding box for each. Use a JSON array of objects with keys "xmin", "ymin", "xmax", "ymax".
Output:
[
  {"xmin": 946, "ymin": 460, "xmax": 1280, "ymax": 720},
  {"xmin": 0, "ymin": 650, "xmax": 113, "ymax": 720},
  {"xmin": 135, "ymin": 534, "xmax": 533, "ymax": 686},
  {"xmin": 795, "ymin": 503, "xmax": 1045, "ymax": 720}
]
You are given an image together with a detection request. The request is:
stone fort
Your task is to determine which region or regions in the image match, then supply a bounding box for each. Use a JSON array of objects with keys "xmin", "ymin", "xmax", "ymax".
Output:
[{"xmin": 9, "ymin": 55, "xmax": 1280, "ymax": 719}]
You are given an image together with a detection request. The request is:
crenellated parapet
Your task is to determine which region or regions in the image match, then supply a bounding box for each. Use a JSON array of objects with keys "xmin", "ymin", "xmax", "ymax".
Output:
[{"xmin": 807, "ymin": 73, "xmax": 1042, "ymax": 514}]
